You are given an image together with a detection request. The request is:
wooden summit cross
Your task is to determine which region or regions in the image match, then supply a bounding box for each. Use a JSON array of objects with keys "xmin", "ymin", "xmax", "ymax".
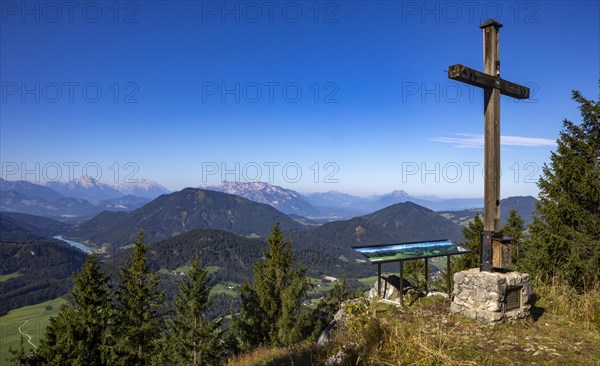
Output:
[{"xmin": 448, "ymin": 19, "xmax": 530, "ymax": 272}]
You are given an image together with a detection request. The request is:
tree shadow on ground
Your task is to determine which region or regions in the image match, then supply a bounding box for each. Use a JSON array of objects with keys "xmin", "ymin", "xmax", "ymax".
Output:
[
  {"xmin": 529, "ymin": 292, "xmax": 546, "ymax": 321},
  {"xmin": 267, "ymin": 349, "xmax": 315, "ymax": 366}
]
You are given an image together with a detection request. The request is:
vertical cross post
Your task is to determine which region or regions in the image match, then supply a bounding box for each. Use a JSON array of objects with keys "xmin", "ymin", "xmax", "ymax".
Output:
[
  {"xmin": 399, "ymin": 261, "xmax": 404, "ymax": 306},
  {"xmin": 448, "ymin": 19, "xmax": 530, "ymax": 272},
  {"xmin": 482, "ymin": 20, "xmax": 502, "ymax": 232},
  {"xmin": 447, "ymin": 255, "xmax": 451, "ymax": 298},
  {"xmin": 482, "ymin": 20, "xmax": 502, "ymax": 272},
  {"xmin": 424, "ymin": 258, "xmax": 428, "ymax": 293},
  {"xmin": 377, "ymin": 263, "xmax": 381, "ymax": 297}
]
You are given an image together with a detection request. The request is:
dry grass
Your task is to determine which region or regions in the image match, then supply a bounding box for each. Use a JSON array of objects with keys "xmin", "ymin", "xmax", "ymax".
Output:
[
  {"xmin": 318, "ymin": 293, "xmax": 600, "ymax": 366},
  {"xmin": 533, "ymin": 280, "xmax": 600, "ymax": 332},
  {"xmin": 225, "ymin": 341, "xmax": 314, "ymax": 366},
  {"xmin": 230, "ymin": 283, "xmax": 600, "ymax": 366}
]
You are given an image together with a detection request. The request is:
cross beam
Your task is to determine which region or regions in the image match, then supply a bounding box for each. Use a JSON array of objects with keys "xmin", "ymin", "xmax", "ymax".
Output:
[
  {"xmin": 448, "ymin": 65, "xmax": 530, "ymax": 100},
  {"xmin": 447, "ymin": 19, "xmax": 530, "ymax": 272}
]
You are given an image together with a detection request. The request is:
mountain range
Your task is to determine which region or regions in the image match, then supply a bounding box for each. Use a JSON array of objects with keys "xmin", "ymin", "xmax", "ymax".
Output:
[
  {"xmin": 206, "ymin": 182, "xmax": 485, "ymax": 220},
  {"xmin": 439, "ymin": 196, "xmax": 539, "ymax": 227},
  {"xmin": 67, "ymin": 188, "xmax": 306, "ymax": 249},
  {"xmin": 1, "ymin": 178, "xmax": 537, "ymax": 231},
  {"xmin": 46, "ymin": 176, "xmax": 170, "ymax": 203},
  {"xmin": 63, "ymin": 190, "xmax": 466, "ymax": 286},
  {"xmin": 0, "ymin": 178, "xmax": 501, "ymax": 221},
  {"xmin": 0, "ymin": 178, "xmax": 168, "ymax": 219},
  {"xmin": 1, "ymin": 178, "xmax": 538, "ymax": 317},
  {"xmin": 206, "ymin": 181, "xmax": 323, "ymax": 217}
]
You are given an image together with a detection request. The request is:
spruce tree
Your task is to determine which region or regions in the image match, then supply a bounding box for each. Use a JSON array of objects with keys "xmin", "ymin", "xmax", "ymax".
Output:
[
  {"xmin": 234, "ymin": 222, "xmax": 312, "ymax": 349},
  {"xmin": 169, "ymin": 260, "xmax": 223, "ymax": 366},
  {"xmin": 110, "ymin": 231, "xmax": 165, "ymax": 365},
  {"xmin": 524, "ymin": 89, "xmax": 600, "ymax": 291},
  {"xmin": 454, "ymin": 213, "xmax": 484, "ymax": 272},
  {"xmin": 72, "ymin": 254, "xmax": 113, "ymax": 365},
  {"xmin": 37, "ymin": 304, "xmax": 78, "ymax": 364},
  {"xmin": 37, "ymin": 254, "xmax": 112, "ymax": 366},
  {"xmin": 502, "ymin": 209, "xmax": 525, "ymax": 266}
]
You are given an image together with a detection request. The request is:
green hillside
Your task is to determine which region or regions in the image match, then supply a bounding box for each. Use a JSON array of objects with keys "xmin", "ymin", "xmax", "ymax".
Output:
[
  {"xmin": 0, "ymin": 298, "xmax": 66, "ymax": 363},
  {"xmin": 108, "ymin": 228, "xmax": 373, "ymax": 319},
  {"xmin": 68, "ymin": 188, "xmax": 306, "ymax": 248},
  {"xmin": 0, "ymin": 238, "xmax": 86, "ymax": 315},
  {"xmin": 363, "ymin": 201, "xmax": 464, "ymax": 243},
  {"xmin": 0, "ymin": 212, "xmax": 71, "ymax": 237},
  {"xmin": 440, "ymin": 196, "xmax": 538, "ymax": 227}
]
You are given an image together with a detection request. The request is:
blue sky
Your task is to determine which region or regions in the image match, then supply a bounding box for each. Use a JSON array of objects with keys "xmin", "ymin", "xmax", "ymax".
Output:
[{"xmin": 1, "ymin": 1, "xmax": 598, "ymax": 198}]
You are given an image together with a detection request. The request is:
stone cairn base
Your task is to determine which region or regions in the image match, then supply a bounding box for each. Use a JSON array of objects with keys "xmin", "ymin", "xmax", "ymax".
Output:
[{"xmin": 450, "ymin": 268, "xmax": 532, "ymax": 324}]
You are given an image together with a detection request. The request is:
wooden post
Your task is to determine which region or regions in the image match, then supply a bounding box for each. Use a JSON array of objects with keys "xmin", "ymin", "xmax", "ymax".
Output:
[
  {"xmin": 447, "ymin": 255, "xmax": 451, "ymax": 298},
  {"xmin": 399, "ymin": 261, "xmax": 404, "ymax": 306},
  {"xmin": 482, "ymin": 20, "xmax": 501, "ymax": 271},
  {"xmin": 449, "ymin": 19, "xmax": 529, "ymax": 271},
  {"xmin": 377, "ymin": 263, "xmax": 381, "ymax": 297},
  {"xmin": 424, "ymin": 258, "xmax": 428, "ymax": 293},
  {"xmin": 482, "ymin": 20, "xmax": 502, "ymax": 234}
]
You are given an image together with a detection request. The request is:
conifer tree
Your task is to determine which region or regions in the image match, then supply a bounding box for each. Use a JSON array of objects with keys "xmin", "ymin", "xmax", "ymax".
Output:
[
  {"xmin": 37, "ymin": 305, "xmax": 77, "ymax": 365},
  {"xmin": 524, "ymin": 89, "xmax": 600, "ymax": 291},
  {"xmin": 149, "ymin": 337, "xmax": 175, "ymax": 366},
  {"xmin": 110, "ymin": 231, "xmax": 165, "ymax": 365},
  {"xmin": 72, "ymin": 254, "xmax": 113, "ymax": 365},
  {"xmin": 169, "ymin": 260, "xmax": 224, "ymax": 366},
  {"xmin": 234, "ymin": 222, "xmax": 312, "ymax": 349},
  {"xmin": 37, "ymin": 254, "xmax": 112, "ymax": 365},
  {"xmin": 502, "ymin": 209, "xmax": 525, "ymax": 265},
  {"xmin": 453, "ymin": 213, "xmax": 484, "ymax": 272}
]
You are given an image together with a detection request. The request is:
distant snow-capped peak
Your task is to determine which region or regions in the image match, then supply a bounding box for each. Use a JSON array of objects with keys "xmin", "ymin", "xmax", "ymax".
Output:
[
  {"xmin": 73, "ymin": 176, "xmax": 97, "ymax": 188},
  {"xmin": 215, "ymin": 181, "xmax": 299, "ymax": 199},
  {"xmin": 203, "ymin": 181, "xmax": 320, "ymax": 216},
  {"xmin": 387, "ymin": 190, "xmax": 411, "ymax": 198},
  {"xmin": 51, "ymin": 176, "xmax": 112, "ymax": 189},
  {"xmin": 117, "ymin": 179, "xmax": 170, "ymax": 198},
  {"xmin": 118, "ymin": 178, "xmax": 167, "ymax": 191}
]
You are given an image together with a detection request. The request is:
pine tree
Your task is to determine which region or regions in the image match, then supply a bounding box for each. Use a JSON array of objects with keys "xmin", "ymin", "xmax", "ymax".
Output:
[
  {"xmin": 149, "ymin": 337, "xmax": 175, "ymax": 366},
  {"xmin": 72, "ymin": 254, "xmax": 113, "ymax": 365},
  {"xmin": 110, "ymin": 231, "xmax": 165, "ymax": 365},
  {"xmin": 524, "ymin": 89, "xmax": 600, "ymax": 291},
  {"xmin": 502, "ymin": 209, "xmax": 525, "ymax": 266},
  {"xmin": 37, "ymin": 305, "xmax": 78, "ymax": 364},
  {"xmin": 169, "ymin": 260, "xmax": 224, "ymax": 366},
  {"xmin": 36, "ymin": 254, "xmax": 113, "ymax": 366},
  {"xmin": 234, "ymin": 222, "xmax": 312, "ymax": 349},
  {"xmin": 453, "ymin": 213, "xmax": 484, "ymax": 272}
]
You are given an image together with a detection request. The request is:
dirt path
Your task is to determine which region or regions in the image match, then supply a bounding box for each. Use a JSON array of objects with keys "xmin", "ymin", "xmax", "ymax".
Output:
[{"xmin": 18, "ymin": 319, "xmax": 37, "ymax": 349}]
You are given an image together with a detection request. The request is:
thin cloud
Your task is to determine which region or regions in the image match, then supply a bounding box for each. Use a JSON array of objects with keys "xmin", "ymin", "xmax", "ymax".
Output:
[
  {"xmin": 430, "ymin": 133, "xmax": 556, "ymax": 148},
  {"xmin": 502, "ymin": 135, "xmax": 557, "ymax": 147}
]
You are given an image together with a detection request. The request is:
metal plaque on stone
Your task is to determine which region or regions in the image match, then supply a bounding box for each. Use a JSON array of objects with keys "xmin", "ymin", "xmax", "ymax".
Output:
[{"xmin": 505, "ymin": 287, "xmax": 521, "ymax": 310}]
